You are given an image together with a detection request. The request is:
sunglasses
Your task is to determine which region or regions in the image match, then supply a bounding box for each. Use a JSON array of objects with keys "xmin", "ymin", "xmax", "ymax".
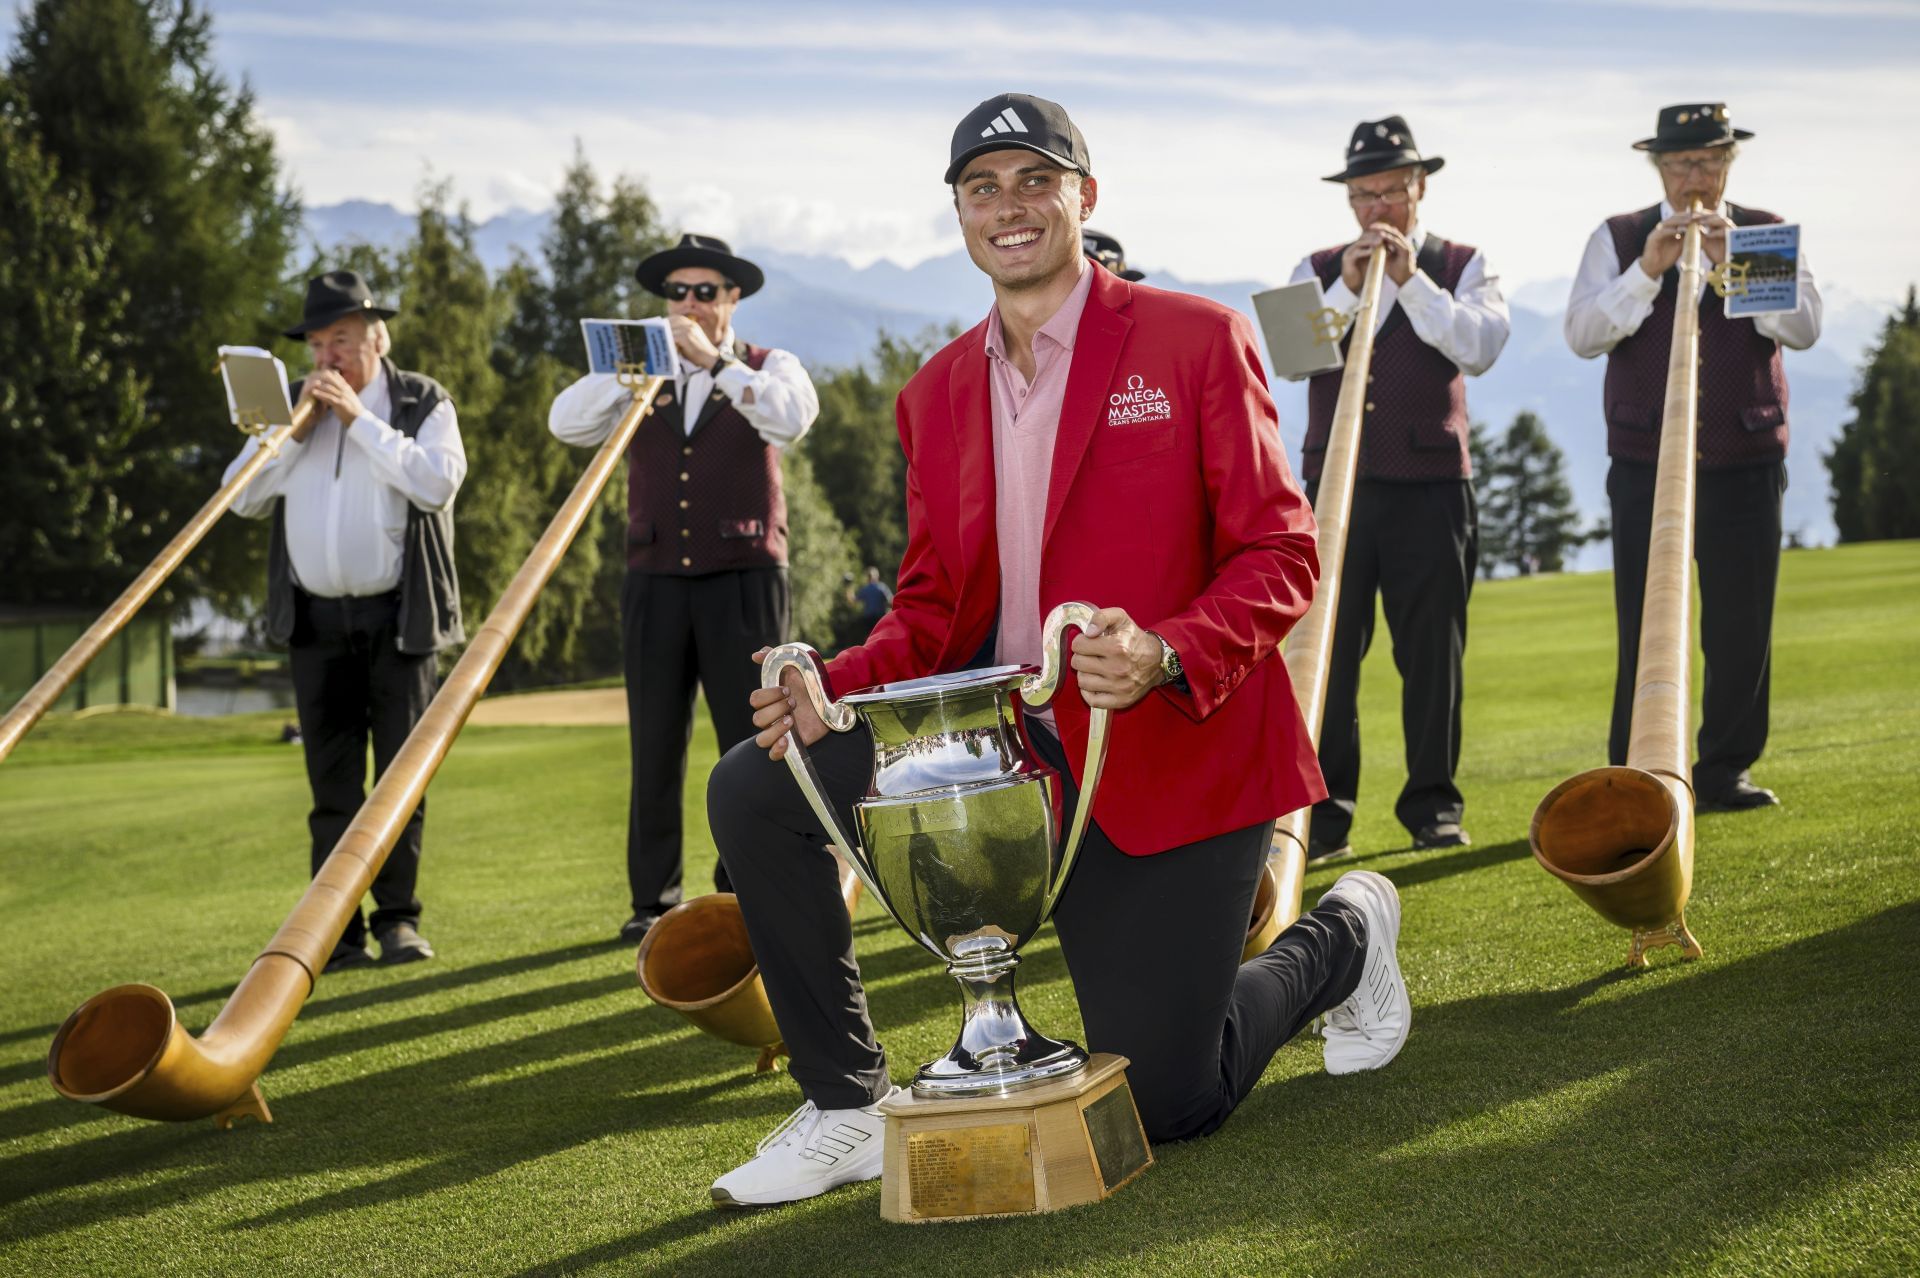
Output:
[{"xmin": 663, "ymin": 281, "xmax": 732, "ymax": 302}]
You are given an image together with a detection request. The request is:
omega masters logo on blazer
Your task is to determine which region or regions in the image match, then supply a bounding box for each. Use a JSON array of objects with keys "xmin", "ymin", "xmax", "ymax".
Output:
[{"xmin": 1108, "ymin": 373, "xmax": 1172, "ymax": 426}]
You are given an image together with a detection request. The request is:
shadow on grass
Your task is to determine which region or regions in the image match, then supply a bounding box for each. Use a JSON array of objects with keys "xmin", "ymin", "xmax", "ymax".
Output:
[
  {"xmin": 1371, "ymin": 837, "xmax": 1534, "ymax": 893},
  {"xmin": 510, "ymin": 901, "xmax": 1920, "ymax": 1277},
  {"xmin": 8, "ymin": 904, "xmax": 1914, "ymax": 1274}
]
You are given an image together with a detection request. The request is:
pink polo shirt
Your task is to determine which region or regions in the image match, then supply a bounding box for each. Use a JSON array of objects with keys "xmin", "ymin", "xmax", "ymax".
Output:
[{"xmin": 983, "ymin": 262, "xmax": 1095, "ymax": 711}]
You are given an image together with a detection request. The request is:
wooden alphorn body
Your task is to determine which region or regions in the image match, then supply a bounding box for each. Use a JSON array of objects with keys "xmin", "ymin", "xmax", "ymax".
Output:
[
  {"xmin": 0, "ymin": 398, "xmax": 320, "ymax": 764},
  {"xmin": 1529, "ymin": 205, "xmax": 1707, "ymax": 968},
  {"xmin": 1246, "ymin": 245, "xmax": 1390, "ymax": 959},
  {"xmin": 45, "ymin": 375, "xmax": 668, "ymax": 1125}
]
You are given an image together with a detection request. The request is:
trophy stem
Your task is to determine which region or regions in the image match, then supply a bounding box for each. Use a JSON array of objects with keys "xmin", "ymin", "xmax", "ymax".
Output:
[{"xmin": 912, "ymin": 949, "xmax": 1087, "ymax": 1098}]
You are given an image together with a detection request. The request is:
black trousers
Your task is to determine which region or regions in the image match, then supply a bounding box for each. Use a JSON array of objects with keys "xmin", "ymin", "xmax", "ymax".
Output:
[
  {"xmin": 705, "ymin": 723, "xmax": 1367, "ymax": 1144},
  {"xmin": 622, "ymin": 566, "xmax": 789, "ymax": 915},
  {"xmin": 289, "ymin": 589, "xmax": 436, "ymax": 950},
  {"xmin": 1307, "ymin": 478, "xmax": 1478, "ymax": 845},
  {"xmin": 1607, "ymin": 460, "xmax": 1786, "ymax": 794}
]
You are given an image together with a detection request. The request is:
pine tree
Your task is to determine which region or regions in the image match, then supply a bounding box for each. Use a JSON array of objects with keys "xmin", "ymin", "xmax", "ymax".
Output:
[
  {"xmin": 1827, "ymin": 288, "xmax": 1920, "ymax": 543},
  {"xmin": 1480, "ymin": 412, "xmax": 1592, "ymax": 576},
  {"xmin": 7, "ymin": 0, "xmax": 300, "ymax": 610},
  {"xmin": 0, "ymin": 97, "xmax": 149, "ymax": 605},
  {"xmin": 1467, "ymin": 420, "xmax": 1505, "ymax": 579}
]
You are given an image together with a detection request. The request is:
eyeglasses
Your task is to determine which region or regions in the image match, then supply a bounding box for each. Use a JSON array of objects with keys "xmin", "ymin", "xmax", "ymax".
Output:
[
  {"xmin": 1656, "ymin": 155, "xmax": 1731, "ymax": 176},
  {"xmin": 1346, "ymin": 184, "xmax": 1417, "ymax": 209},
  {"xmin": 664, "ymin": 281, "xmax": 731, "ymax": 302}
]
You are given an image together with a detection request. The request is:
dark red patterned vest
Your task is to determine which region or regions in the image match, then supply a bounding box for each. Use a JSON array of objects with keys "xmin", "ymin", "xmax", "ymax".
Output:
[
  {"xmin": 1304, "ymin": 235, "xmax": 1479, "ymax": 482},
  {"xmin": 1602, "ymin": 203, "xmax": 1789, "ymax": 469},
  {"xmin": 627, "ymin": 342, "xmax": 787, "ymax": 573}
]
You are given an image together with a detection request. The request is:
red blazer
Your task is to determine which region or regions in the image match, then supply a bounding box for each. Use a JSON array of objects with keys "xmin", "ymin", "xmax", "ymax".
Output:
[{"xmin": 825, "ymin": 267, "xmax": 1326, "ymax": 854}]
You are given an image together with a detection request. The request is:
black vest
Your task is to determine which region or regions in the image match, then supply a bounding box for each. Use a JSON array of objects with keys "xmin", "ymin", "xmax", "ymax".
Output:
[{"xmin": 266, "ymin": 358, "xmax": 465, "ymax": 655}]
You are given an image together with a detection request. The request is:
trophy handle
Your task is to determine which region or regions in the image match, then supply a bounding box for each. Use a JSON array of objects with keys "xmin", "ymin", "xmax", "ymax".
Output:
[
  {"xmin": 758, "ymin": 644, "xmax": 891, "ymax": 911},
  {"xmin": 1020, "ymin": 603, "xmax": 1112, "ymax": 917}
]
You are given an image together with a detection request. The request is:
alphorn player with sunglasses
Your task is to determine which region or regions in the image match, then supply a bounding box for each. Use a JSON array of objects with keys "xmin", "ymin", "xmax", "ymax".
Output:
[
  {"xmin": 549, "ymin": 234, "xmax": 820, "ymax": 943},
  {"xmin": 1282, "ymin": 116, "xmax": 1509, "ymax": 863},
  {"xmin": 1565, "ymin": 103, "xmax": 1821, "ymax": 813}
]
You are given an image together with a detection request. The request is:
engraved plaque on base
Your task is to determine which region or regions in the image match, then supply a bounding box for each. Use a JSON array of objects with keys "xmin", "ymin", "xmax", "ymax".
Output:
[{"xmin": 880, "ymin": 1053, "xmax": 1151, "ymax": 1223}]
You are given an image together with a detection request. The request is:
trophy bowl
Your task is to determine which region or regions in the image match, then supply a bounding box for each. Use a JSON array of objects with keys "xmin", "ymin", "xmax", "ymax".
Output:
[{"xmin": 763, "ymin": 603, "xmax": 1112, "ymax": 1098}]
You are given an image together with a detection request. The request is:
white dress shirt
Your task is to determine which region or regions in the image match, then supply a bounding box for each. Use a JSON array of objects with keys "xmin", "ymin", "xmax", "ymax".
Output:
[
  {"xmin": 1564, "ymin": 199, "xmax": 1823, "ymax": 358},
  {"xmin": 1284, "ymin": 227, "xmax": 1510, "ymax": 380},
  {"xmin": 547, "ymin": 328, "xmax": 818, "ymax": 449},
  {"xmin": 224, "ymin": 372, "xmax": 467, "ymax": 598}
]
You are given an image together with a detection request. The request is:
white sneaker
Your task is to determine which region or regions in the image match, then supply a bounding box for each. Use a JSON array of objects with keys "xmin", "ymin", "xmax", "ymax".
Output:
[
  {"xmin": 1318, "ymin": 871, "xmax": 1411, "ymax": 1075},
  {"xmin": 710, "ymin": 1088, "xmax": 897, "ymax": 1208}
]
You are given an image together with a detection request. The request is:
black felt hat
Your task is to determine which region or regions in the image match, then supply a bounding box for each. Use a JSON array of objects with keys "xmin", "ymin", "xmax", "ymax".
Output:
[
  {"xmin": 1082, "ymin": 229, "xmax": 1144, "ymax": 282},
  {"xmin": 1633, "ymin": 102, "xmax": 1754, "ymax": 152},
  {"xmin": 1322, "ymin": 115, "xmax": 1445, "ymax": 184},
  {"xmin": 634, "ymin": 234, "xmax": 765, "ymax": 299},
  {"xmin": 283, "ymin": 270, "xmax": 396, "ymax": 338},
  {"xmin": 945, "ymin": 92, "xmax": 1090, "ymax": 185}
]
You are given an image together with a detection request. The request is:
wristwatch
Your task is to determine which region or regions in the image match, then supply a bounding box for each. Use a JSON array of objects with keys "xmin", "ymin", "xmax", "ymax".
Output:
[
  {"xmin": 708, "ymin": 349, "xmax": 737, "ymax": 375},
  {"xmin": 1154, "ymin": 632, "xmax": 1186, "ymax": 690}
]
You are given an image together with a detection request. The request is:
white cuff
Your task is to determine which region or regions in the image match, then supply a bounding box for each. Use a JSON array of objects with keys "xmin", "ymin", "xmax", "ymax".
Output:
[{"xmin": 715, "ymin": 362, "xmax": 755, "ymax": 399}]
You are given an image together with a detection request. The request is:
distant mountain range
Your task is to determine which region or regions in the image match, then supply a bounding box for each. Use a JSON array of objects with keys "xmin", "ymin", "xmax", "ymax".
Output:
[{"xmin": 305, "ymin": 202, "xmax": 1892, "ymax": 561}]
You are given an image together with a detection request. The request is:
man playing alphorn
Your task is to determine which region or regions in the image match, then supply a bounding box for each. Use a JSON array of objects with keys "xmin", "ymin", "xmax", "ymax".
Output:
[
  {"xmin": 549, "ymin": 236, "xmax": 819, "ymax": 942},
  {"xmin": 1284, "ymin": 116, "xmax": 1510, "ymax": 859},
  {"xmin": 701, "ymin": 92, "xmax": 1412, "ymax": 1208},
  {"xmin": 1565, "ymin": 103, "xmax": 1821, "ymax": 811},
  {"xmin": 224, "ymin": 270, "xmax": 468, "ymax": 972}
]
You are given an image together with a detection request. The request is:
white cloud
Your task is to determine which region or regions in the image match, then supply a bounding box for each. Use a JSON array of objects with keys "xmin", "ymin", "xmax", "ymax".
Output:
[{"xmin": 249, "ymin": 7, "xmax": 1920, "ymax": 309}]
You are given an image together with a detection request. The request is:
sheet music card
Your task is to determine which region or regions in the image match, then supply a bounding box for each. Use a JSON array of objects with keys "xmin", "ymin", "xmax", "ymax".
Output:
[
  {"xmin": 580, "ymin": 318, "xmax": 680, "ymax": 378},
  {"xmin": 217, "ymin": 347, "xmax": 295, "ymax": 429},
  {"xmin": 1723, "ymin": 223, "xmax": 1800, "ymax": 318}
]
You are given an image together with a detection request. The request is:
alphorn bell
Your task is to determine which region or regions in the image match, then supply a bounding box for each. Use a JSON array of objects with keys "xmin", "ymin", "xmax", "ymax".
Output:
[
  {"xmin": 45, "ymin": 364, "xmax": 670, "ymax": 1125},
  {"xmin": 1245, "ymin": 246, "xmax": 1391, "ymax": 961},
  {"xmin": 0, "ymin": 394, "xmax": 320, "ymax": 764},
  {"xmin": 636, "ymin": 855, "xmax": 862, "ymax": 1073},
  {"xmin": 1530, "ymin": 203, "xmax": 1710, "ymax": 968}
]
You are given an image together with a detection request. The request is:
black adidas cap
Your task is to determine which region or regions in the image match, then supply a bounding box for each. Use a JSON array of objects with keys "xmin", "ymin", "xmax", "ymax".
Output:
[{"xmin": 944, "ymin": 93, "xmax": 1090, "ymax": 186}]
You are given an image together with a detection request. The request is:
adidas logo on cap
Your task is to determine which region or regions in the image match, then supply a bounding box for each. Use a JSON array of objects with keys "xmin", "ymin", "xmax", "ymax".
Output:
[{"xmin": 980, "ymin": 107, "xmax": 1029, "ymax": 138}]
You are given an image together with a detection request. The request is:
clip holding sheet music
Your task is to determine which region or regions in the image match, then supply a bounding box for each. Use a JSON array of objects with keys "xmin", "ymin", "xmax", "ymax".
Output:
[{"xmin": 580, "ymin": 318, "xmax": 680, "ymax": 385}]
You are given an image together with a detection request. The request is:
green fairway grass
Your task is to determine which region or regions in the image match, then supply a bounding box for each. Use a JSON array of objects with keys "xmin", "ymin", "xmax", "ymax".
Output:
[{"xmin": 2, "ymin": 543, "xmax": 1916, "ymax": 1276}]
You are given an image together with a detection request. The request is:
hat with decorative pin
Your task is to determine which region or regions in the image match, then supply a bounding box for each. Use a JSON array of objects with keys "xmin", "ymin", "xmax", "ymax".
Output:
[
  {"xmin": 635, "ymin": 233, "xmax": 766, "ymax": 299},
  {"xmin": 1323, "ymin": 115, "xmax": 1445, "ymax": 184},
  {"xmin": 1633, "ymin": 102, "xmax": 1754, "ymax": 152},
  {"xmin": 1082, "ymin": 229, "xmax": 1145, "ymax": 282},
  {"xmin": 283, "ymin": 270, "xmax": 396, "ymax": 338},
  {"xmin": 945, "ymin": 92, "xmax": 1090, "ymax": 186}
]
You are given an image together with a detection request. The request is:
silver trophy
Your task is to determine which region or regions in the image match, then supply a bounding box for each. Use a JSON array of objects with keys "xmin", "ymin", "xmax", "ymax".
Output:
[{"xmin": 761, "ymin": 602, "xmax": 1111, "ymax": 1097}]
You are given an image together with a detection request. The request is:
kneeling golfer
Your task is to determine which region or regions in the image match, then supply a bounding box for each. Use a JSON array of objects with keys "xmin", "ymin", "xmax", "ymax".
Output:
[{"xmin": 704, "ymin": 93, "xmax": 1413, "ymax": 1207}]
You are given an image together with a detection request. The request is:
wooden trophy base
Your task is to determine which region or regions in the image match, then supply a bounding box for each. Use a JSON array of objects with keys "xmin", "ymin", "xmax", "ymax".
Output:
[{"xmin": 877, "ymin": 1053, "xmax": 1152, "ymax": 1223}]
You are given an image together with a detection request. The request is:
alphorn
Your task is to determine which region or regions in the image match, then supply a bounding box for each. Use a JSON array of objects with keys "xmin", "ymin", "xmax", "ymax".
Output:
[
  {"xmin": 45, "ymin": 370, "xmax": 668, "ymax": 1125},
  {"xmin": 0, "ymin": 398, "xmax": 319, "ymax": 764},
  {"xmin": 636, "ymin": 856, "xmax": 861, "ymax": 1073},
  {"xmin": 1246, "ymin": 245, "xmax": 1390, "ymax": 960},
  {"xmin": 1529, "ymin": 203, "xmax": 1708, "ymax": 968}
]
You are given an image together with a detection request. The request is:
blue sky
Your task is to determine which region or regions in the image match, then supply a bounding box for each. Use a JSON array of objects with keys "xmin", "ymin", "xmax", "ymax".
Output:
[{"xmin": 9, "ymin": 0, "xmax": 1918, "ymax": 305}]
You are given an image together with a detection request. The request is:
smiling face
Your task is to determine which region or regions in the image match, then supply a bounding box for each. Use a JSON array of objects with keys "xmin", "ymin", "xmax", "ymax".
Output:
[
  {"xmin": 665, "ymin": 266, "xmax": 740, "ymax": 346},
  {"xmin": 953, "ymin": 148, "xmax": 1097, "ymax": 292}
]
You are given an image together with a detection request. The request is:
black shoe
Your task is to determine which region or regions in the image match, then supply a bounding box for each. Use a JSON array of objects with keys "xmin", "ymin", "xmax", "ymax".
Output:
[
  {"xmin": 619, "ymin": 912, "xmax": 662, "ymax": 945},
  {"xmin": 1413, "ymin": 823, "xmax": 1471, "ymax": 850},
  {"xmin": 1697, "ymin": 779, "xmax": 1778, "ymax": 812},
  {"xmin": 373, "ymin": 921, "xmax": 435, "ymax": 965},
  {"xmin": 323, "ymin": 942, "xmax": 374, "ymax": 974},
  {"xmin": 1306, "ymin": 838, "xmax": 1355, "ymax": 865}
]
